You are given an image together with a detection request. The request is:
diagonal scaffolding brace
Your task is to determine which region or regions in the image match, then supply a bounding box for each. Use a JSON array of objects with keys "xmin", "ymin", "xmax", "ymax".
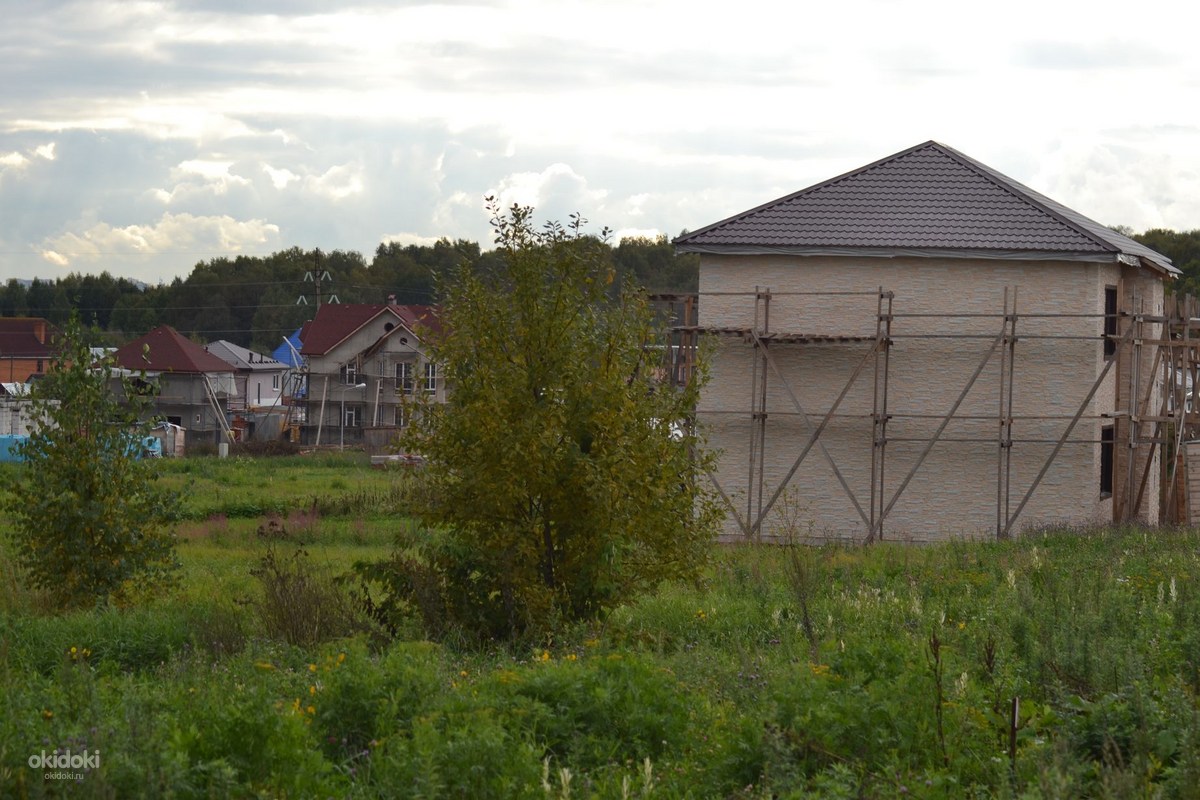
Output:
[{"xmin": 867, "ymin": 309, "xmax": 1011, "ymax": 543}]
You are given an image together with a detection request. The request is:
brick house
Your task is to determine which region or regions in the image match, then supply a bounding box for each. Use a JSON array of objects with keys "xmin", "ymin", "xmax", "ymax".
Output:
[
  {"xmin": 675, "ymin": 141, "xmax": 1176, "ymax": 542},
  {"xmin": 299, "ymin": 300, "xmax": 443, "ymax": 447},
  {"xmin": 0, "ymin": 317, "xmax": 58, "ymax": 383}
]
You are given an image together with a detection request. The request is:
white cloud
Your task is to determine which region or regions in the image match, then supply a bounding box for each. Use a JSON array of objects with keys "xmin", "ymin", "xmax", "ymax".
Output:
[
  {"xmin": 380, "ymin": 231, "xmax": 442, "ymax": 248},
  {"xmin": 491, "ymin": 163, "xmax": 607, "ymax": 218},
  {"xmin": 0, "ymin": 143, "xmax": 56, "ymax": 178},
  {"xmin": 263, "ymin": 164, "xmax": 299, "ymax": 189},
  {"xmin": 613, "ymin": 227, "xmax": 664, "ymax": 244},
  {"xmin": 624, "ymin": 193, "xmax": 651, "ymax": 217},
  {"xmin": 40, "ymin": 250, "xmax": 69, "ymax": 267},
  {"xmin": 304, "ymin": 162, "xmax": 364, "ymax": 201},
  {"xmin": 40, "ymin": 212, "xmax": 281, "ymax": 267},
  {"xmin": 170, "ymin": 158, "xmax": 249, "ymax": 195},
  {"xmin": 3, "ymin": 0, "xmax": 1200, "ymax": 284},
  {"xmin": 1031, "ymin": 135, "xmax": 1200, "ymax": 233},
  {"xmin": 177, "ymin": 159, "xmax": 235, "ymax": 180}
]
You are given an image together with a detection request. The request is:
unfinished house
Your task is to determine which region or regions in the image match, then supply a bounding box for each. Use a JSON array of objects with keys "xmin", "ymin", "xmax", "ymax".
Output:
[
  {"xmin": 0, "ymin": 381, "xmax": 32, "ymax": 438},
  {"xmin": 299, "ymin": 301, "xmax": 443, "ymax": 448},
  {"xmin": 674, "ymin": 140, "xmax": 1177, "ymax": 542},
  {"xmin": 205, "ymin": 340, "xmax": 291, "ymax": 441},
  {"xmin": 205, "ymin": 340, "xmax": 288, "ymax": 411},
  {"xmin": 112, "ymin": 326, "xmax": 237, "ymax": 447}
]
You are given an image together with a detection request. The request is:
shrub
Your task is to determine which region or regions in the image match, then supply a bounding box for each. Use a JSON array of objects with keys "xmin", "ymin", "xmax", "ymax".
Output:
[
  {"xmin": 313, "ymin": 641, "xmax": 444, "ymax": 760},
  {"xmin": 362, "ymin": 202, "xmax": 721, "ymax": 642},
  {"xmin": 250, "ymin": 543, "xmax": 372, "ymax": 647},
  {"xmin": 3, "ymin": 315, "xmax": 179, "ymax": 609},
  {"xmin": 373, "ymin": 708, "xmax": 544, "ymax": 798},
  {"xmin": 503, "ymin": 653, "xmax": 691, "ymax": 769}
]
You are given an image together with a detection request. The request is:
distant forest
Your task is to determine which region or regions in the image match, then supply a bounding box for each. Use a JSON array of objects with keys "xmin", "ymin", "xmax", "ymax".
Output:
[
  {"xmin": 0, "ymin": 235, "xmax": 699, "ymax": 353},
  {"xmin": 4, "ymin": 228, "xmax": 1199, "ymax": 354}
]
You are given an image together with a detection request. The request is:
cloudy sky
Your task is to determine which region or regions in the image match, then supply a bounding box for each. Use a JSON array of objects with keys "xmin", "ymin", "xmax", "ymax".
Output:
[{"xmin": 1, "ymin": 0, "xmax": 1198, "ymax": 285}]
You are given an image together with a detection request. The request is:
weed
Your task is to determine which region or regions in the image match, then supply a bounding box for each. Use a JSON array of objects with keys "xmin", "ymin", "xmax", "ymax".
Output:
[{"xmin": 250, "ymin": 543, "xmax": 371, "ymax": 647}]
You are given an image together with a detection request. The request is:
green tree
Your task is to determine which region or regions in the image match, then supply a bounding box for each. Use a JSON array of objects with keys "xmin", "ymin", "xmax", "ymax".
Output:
[
  {"xmin": 365, "ymin": 202, "xmax": 720, "ymax": 641},
  {"xmin": 4, "ymin": 315, "xmax": 179, "ymax": 609},
  {"xmin": 1132, "ymin": 228, "xmax": 1200, "ymax": 295},
  {"xmin": 611, "ymin": 233, "xmax": 700, "ymax": 293}
]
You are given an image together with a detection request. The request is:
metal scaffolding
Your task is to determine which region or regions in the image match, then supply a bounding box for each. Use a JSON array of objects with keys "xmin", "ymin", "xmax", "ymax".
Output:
[{"xmin": 656, "ymin": 284, "xmax": 1198, "ymax": 543}]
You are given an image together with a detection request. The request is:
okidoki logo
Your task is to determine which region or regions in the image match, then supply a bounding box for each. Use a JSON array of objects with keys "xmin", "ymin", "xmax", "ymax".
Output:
[{"xmin": 27, "ymin": 749, "xmax": 101, "ymax": 770}]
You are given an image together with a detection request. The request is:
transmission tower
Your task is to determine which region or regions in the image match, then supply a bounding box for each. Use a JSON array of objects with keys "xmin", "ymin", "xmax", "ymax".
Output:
[{"xmin": 297, "ymin": 248, "xmax": 339, "ymax": 306}]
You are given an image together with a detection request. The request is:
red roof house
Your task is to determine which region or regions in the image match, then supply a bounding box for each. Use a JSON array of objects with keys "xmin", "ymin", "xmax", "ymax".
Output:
[
  {"xmin": 111, "ymin": 326, "xmax": 236, "ymax": 444},
  {"xmin": 0, "ymin": 317, "xmax": 59, "ymax": 383},
  {"xmin": 299, "ymin": 302, "xmax": 442, "ymax": 447}
]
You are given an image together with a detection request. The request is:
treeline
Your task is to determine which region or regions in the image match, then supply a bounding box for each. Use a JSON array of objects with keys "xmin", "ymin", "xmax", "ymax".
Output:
[
  {"xmin": 1132, "ymin": 229, "xmax": 1200, "ymax": 295},
  {"xmin": 0, "ymin": 235, "xmax": 698, "ymax": 352},
  {"xmin": 7, "ymin": 228, "xmax": 1196, "ymax": 353}
]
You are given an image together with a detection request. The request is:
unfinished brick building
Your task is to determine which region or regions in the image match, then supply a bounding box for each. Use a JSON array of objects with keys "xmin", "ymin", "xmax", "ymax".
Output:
[{"xmin": 675, "ymin": 141, "xmax": 1179, "ymax": 541}]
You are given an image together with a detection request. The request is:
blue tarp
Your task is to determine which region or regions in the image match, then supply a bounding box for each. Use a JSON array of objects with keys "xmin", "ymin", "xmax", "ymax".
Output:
[
  {"xmin": 271, "ymin": 327, "xmax": 307, "ymax": 399},
  {"xmin": 0, "ymin": 435, "xmax": 27, "ymax": 462},
  {"xmin": 0, "ymin": 433, "xmax": 162, "ymax": 462},
  {"xmin": 271, "ymin": 328, "xmax": 304, "ymax": 369}
]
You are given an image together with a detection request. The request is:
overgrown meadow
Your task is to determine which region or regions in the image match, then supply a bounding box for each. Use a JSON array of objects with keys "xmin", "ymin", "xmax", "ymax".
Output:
[{"xmin": 3, "ymin": 453, "xmax": 1200, "ymax": 798}]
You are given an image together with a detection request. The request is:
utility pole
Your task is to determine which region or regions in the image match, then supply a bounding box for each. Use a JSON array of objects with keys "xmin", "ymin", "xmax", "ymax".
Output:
[{"xmin": 298, "ymin": 248, "xmax": 338, "ymax": 307}]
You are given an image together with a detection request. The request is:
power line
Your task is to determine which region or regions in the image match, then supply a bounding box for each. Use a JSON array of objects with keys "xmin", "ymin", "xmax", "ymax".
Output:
[{"xmin": 73, "ymin": 303, "xmax": 312, "ymax": 313}]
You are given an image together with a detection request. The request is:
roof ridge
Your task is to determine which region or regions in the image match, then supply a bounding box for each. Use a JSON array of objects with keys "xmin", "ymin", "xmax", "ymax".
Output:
[
  {"xmin": 676, "ymin": 141, "xmax": 938, "ymax": 242},
  {"xmin": 927, "ymin": 141, "xmax": 1119, "ymax": 256}
]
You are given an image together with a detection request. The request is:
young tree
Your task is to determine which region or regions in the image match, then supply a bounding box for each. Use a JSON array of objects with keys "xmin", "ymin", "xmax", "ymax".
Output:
[
  {"xmin": 4, "ymin": 315, "xmax": 179, "ymax": 609},
  {"xmin": 367, "ymin": 201, "xmax": 720, "ymax": 641}
]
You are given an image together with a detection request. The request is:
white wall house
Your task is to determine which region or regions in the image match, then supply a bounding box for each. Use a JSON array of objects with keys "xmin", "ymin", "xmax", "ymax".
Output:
[
  {"xmin": 299, "ymin": 301, "xmax": 444, "ymax": 447},
  {"xmin": 676, "ymin": 141, "xmax": 1175, "ymax": 542}
]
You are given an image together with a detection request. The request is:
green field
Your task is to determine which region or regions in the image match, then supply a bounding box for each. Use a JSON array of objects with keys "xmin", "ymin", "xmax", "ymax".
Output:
[{"xmin": 3, "ymin": 454, "xmax": 1200, "ymax": 798}]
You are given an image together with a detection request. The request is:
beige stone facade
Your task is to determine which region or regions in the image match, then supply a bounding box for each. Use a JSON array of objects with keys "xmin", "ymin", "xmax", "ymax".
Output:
[{"xmin": 698, "ymin": 254, "xmax": 1164, "ymax": 542}]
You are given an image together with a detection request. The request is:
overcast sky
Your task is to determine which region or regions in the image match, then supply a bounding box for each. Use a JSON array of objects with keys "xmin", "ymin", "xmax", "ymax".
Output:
[{"xmin": 1, "ymin": 0, "xmax": 1198, "ymax": 285}]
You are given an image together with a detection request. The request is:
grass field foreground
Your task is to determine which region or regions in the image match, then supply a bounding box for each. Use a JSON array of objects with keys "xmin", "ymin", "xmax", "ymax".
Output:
[{"xmin": 2, "ymin": 454, "xmax": 1200, "ymax": 797}]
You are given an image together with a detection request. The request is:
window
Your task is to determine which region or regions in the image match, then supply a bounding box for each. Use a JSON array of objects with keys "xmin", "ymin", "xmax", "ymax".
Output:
[
  {"xmin": 1104, "ymin": 286, "xmax": 1118, "ymax": 359},
  {"xmin": 344, "ymin": 406, "xmax": 360, "ymax": 427},
  {"xmin": 272, "ymin": 374, "xmax": 280, "ymax": 390},
  {"xmin": 1100, "ymin": 425, "xmax": 1114, "ymax": 497},
  {"xmin": 340, "ymin": 360, "xmax": 358, "ymax": 385},
  {"xmin": 394, "ymin": 404, "xmax": 408, "ymax": 428},
  {"xmin": 396, "ymin": 361, "xmax": 414, "ymax": 394},
  {"xmin": 424, "ymin": 362, "xmax": 438, "ymax": 393}
]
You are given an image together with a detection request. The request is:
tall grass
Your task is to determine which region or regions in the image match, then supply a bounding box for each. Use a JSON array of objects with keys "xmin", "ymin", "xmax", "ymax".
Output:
[{"xmin": 4, "ymin": 454, "xmax": 1200, "ymax": 796}]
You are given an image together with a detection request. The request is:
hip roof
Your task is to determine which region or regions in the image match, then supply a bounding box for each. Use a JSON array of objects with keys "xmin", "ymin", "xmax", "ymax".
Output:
[{"xmin": 675, "ymin": 140, "xmax": 1176, "ymax": 275}]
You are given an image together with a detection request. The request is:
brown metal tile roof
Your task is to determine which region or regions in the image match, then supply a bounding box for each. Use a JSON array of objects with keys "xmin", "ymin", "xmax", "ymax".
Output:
[
  {"xmin": 676, "ymin": 141, "xmax": 1176, "ymax": 274},
  {"xmin": 299, "ymin": 303, "xmax": 440, "ymax": 356},
  {"xmin": 0, "ymin": 332, "xmax": 56, "ymax": 358},
  {"xmin": 113, "ymin": 326, "xmax": 235, "ymax": 374},
  {"xmin": 0, "ymin": 317, "xmax": 58, "ymax": 357}
]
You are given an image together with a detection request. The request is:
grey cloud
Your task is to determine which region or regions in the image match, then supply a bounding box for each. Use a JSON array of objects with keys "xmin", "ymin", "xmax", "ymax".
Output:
[
  {"xmin": 400, "ymin": 36, "xmax": 816, "ymax": 93},
  {"xmin": 167, "ymin": 0, "xmax": 486, "ymax": 14},
  {"xmin": 2, "ymin": 37, "xmax": 354, "ymax": 110},
  {"xmin": 1014, "ymin": 41, "xmax": 1176, "ymax": 71}
]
